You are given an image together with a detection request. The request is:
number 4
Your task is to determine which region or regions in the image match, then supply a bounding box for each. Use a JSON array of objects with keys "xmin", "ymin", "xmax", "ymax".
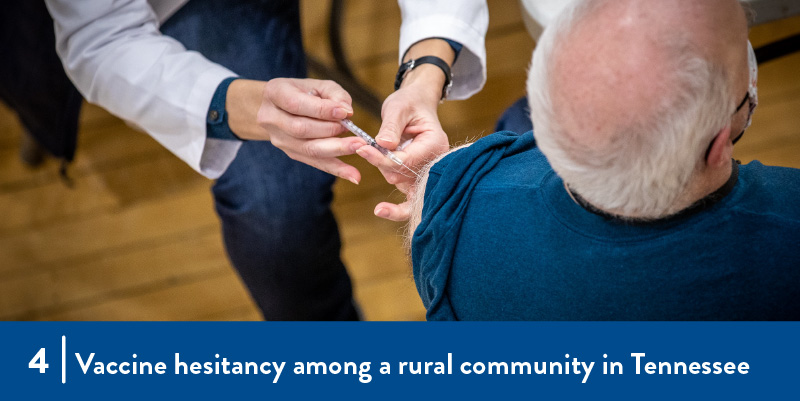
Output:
[{"xmin": 29, "ymin": 348, "xmax": 49, "ymax": 373}]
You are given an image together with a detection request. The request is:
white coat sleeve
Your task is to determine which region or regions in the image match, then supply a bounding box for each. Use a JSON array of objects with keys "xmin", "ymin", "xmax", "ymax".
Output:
[
  {"xmin": 397, "ymin": 0, "xmax": 489, "ymax": 100},
  {"xmin": 45, "ymin": 0, "xmax": 241, "ymax": 179}
]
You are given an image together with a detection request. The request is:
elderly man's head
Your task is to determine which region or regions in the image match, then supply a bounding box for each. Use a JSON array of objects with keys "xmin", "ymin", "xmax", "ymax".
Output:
[{"xmin": 528, "ymin": 0, "xmax": 753, "ymax": 219}]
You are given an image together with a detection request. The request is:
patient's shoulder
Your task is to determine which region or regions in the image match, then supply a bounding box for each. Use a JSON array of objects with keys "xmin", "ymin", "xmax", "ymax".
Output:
[
  {"xmin": 734, "ymin": 161, "xmax": 800, "ymax": 221},
  {"xmin": 427, "ymin": 143, "xmax": 472, "ymax": 176},
  {"xmin": 428, "ymin": 131, "xmax": 551, "ymax": 190}
]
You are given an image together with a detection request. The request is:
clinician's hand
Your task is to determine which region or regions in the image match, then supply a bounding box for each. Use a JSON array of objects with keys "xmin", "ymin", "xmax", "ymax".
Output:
[
  {"xmin": 358, "ymin": 64, "xmax": 450, "ymax": 221},
  {"xmin": 358, "ymin": 38, "xmax": 455, "ymax": 220},
  {"xmin": 227, "ymin": 78, "xmax": 366, "ymax": 185}
]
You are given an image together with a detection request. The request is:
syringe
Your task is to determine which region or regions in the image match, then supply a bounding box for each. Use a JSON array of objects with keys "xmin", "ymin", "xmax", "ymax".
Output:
[{"xmin": 340, "ymin": 118, "xmax": 421, "ymax": 178}]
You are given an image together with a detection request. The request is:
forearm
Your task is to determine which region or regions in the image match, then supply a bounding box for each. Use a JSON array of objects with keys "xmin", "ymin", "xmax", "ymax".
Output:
[
  {"xmin": 226, "ymin": 79, "xmax": 268, "ymax": 140},
  {"xmin": 398, "ymin": 0, "xmax": 489, "ymax": 99},
  {"xmin": 46, "ymin": 0, "xmax": 237, "ymax": 178},
  {"xmin": 398, "ymin": 39, "xmax": 456, "ymax": 106}
]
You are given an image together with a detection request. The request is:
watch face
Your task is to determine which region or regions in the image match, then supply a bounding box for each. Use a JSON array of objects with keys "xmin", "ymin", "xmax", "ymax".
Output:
[
  {"xmin": 394, "ymin": 59, "xmax": 416, "ymax": 90},
  {"xmin": 442, "ymin": 79, "xmax": 453, "ymax": 101}
]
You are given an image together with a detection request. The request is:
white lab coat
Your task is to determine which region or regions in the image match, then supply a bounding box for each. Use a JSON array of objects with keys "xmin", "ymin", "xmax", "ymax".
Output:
[
  {"xmin": 397, "ymin": 0, "xmax": 489, "ymax": 100},
  {"xmin": 45, "ymin": 0, "xmax": 240, "ymax": 179},
  {"xmin": 48, "ymin": 0, "xmax": 794, "ymax": 179}
]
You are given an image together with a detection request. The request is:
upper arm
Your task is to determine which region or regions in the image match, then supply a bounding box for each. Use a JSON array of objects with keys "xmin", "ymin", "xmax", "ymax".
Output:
[
  {"xmin": 44, "ymin": 0, "xmax": 238, "ymax": 177},
  {"xmin": 407, "ymin": 142, "xmax": 474, "ymax": 239}
]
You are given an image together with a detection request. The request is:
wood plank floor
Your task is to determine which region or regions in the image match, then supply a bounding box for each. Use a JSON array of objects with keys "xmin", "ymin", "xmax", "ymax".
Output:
[{"xmin": 0, "ymin": 1, "xmax": 798, "ymax": 320}]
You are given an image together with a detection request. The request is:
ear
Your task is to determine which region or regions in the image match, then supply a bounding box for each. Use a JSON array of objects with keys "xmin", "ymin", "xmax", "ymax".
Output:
[{"xmin": 706, "ymin": 124, "xmax": 733, "ymax": 168}]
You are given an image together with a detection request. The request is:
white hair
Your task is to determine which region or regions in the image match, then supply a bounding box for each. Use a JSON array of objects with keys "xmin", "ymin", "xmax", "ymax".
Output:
[
  {"xmin": 527, "ymin": 0, "xmax": 734, "ymax": 219},
  {"xmin": 405, "ymin": 143, "xmax": 473, "ymax": 251}
]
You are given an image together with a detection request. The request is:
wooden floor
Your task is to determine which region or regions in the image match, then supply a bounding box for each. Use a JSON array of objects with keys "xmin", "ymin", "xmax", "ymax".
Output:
[{"xmin": 0, "ymin": 2, "xmax": 798, "ymax": 321}]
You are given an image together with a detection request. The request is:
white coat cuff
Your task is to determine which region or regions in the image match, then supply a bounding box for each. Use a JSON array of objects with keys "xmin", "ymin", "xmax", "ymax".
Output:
[
  {"xmin": 186, "ymin": 66, "xmax": 242, "ymax": 179},
  {"xmin": 399, "ymin": 16, "xmax": 487, "ymax": 100}
]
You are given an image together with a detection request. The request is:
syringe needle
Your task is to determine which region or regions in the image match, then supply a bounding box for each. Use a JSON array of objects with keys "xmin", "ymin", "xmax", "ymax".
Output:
[{"xmin": 340, "ymin": 119, "xmax": 421, "ymax": 179}]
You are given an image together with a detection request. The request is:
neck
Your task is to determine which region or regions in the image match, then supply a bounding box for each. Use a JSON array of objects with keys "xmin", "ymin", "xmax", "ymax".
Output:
[
  {"xmin": 673, "ymin": 159, "xmax": 733, "ymax": 212},
  {"xmin": 566, "ymin": 160, "xmax": 737, "ymax": 223}
]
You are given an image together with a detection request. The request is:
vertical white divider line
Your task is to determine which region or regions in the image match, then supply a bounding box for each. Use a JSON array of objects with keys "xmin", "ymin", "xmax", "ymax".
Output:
[{"xmin": 62, "ymin": 335, "xmax": 66, "ymax": 384}]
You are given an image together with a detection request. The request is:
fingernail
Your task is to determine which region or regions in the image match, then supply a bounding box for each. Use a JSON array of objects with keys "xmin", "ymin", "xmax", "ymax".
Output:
[
  {"xmin": 351, "ymin": 143, "xmax": 362, "ymax": 152},
  {"xmin": 333, "ymin": 108, "xmax": 348, "ymax": 119},
  {"xmin": 349, "ymin": 177, "xmax": 360, "ymax": 185},
  {"xmin": 375, "ymin": 208, "xmax": 388, "ymax": 218},
  {"xmin": 339, "ymin": 104, "xmax": 353, "ymax": 113}
]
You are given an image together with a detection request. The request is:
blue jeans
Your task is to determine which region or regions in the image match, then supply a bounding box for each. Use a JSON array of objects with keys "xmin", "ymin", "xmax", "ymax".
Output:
[{"xmin": 162, "ymin": 0, "xmax": 358, "ymax": 320}]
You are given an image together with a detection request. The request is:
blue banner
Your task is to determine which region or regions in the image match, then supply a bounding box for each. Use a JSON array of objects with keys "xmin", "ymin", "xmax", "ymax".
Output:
[{"xmin": 1, "ymin": 322, "xmax": 796, "ymax": 399}]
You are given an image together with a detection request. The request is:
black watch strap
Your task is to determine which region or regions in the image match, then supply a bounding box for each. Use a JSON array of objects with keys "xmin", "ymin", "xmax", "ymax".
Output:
[{"xmin": 394, "ymin": 55, "xmax": 453, "ymax": 101}]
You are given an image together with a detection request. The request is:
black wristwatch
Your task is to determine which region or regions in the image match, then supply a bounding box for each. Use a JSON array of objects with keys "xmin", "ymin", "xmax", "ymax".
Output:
[{"xmin": 394, "ymin": 55, "xmax": 453, "ymax": 101}]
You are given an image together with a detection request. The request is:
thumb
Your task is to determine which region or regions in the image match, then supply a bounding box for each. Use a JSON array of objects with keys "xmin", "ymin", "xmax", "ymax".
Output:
[{"xmin": 375, "ymin": 109, "xmax": 405, "ymax": 150}]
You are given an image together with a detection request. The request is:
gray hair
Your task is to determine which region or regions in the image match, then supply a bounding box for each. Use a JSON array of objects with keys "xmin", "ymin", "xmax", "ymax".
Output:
[{"xmin": 527, "ymin": 0, "xmax": 734, "ymax": 219}]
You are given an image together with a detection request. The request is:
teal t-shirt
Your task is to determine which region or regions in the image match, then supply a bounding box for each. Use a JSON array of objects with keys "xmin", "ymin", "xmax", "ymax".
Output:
[{"xmin": 412, "ymin": 131, "xmax": 800, "ymax": 320}]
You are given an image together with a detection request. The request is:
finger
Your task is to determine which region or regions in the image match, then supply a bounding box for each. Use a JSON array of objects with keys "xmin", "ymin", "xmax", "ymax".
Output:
[
  {"xmin": 355, "ymin": 143, "xmax": 397, "ymax": 170},
  {"xmin": 294, "ymin": 136, "xmax": 366, "ymax": 159},
  {"xmin": 269, "ymin": 80, "xmax": 353, "ymax": 121},
  {"xmin": 374, "ymin": 201, "xmax": 411, "ymax": 222},
  {"xmin": 395, "ymin": 180, "xmax": 413, "ymax": 195},
  {"xmin": 299, "ymin": 79, "xmax": 353, "ymax": 107},
  {"xmin": 398, "ymin": 137, "xmax": 414, "ymax": 151},
  {"xmin": 375, "ymin": 101, "xmax": 408, "ymax": 150},
  {"xmin": 287, "ymin": 152, "xmax": 362, "ymax": 185},
  {"xmin": 393, "ymin": 134, "xmax": 448, "ymax": 169},
  {"xmin": 356, "ymin": 145, "xmax": 417, "ymax": 186},
  {"xmin": 263, "ymin": 106, "xmax": 348, "ymax": 139}
]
